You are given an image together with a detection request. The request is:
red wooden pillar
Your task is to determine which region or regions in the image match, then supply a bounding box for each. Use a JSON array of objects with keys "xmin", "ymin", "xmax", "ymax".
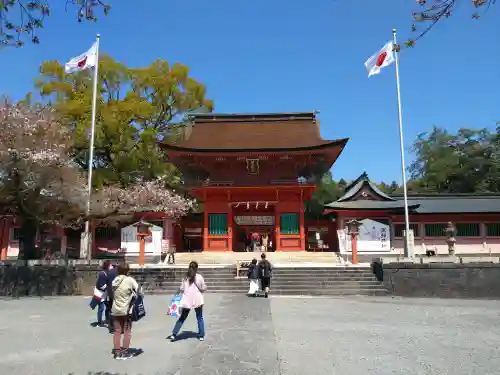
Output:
[
  {"xmin": 299, "ymin": 193, "xmax": 305, "ymax": 250},
  {"xmin": 203, "ymin": 209, "xmax": 209, "ymax": 252},
  {"xmin": 0, "ymin": 218, "xmax": 9, "ymax": 260},
  {"xmin": 227, "ymin": 204, "xmax": 233, "ymax": 252},
  {"xmin": 274, "ymin": 205, "xmax": 281, "ymax": 251},
  {"xmin": 138, "ymin": 237, "xmax": 146, "ymax": 266},
  {"xmin": 351, "ymin": 233, "xmax": 359, "ymax": 264}
]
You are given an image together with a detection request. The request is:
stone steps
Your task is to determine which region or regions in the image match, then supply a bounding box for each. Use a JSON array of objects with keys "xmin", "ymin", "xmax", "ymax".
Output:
[
  {"xmin": 162, "ymin": 252, "xmax": 343, "ymax": 265},
  {"xmin": 130, "ymin": 265, "xmax": 388, "ymax": 296}
]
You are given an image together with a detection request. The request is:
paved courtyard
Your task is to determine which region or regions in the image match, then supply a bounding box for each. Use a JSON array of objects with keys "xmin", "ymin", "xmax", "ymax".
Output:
[{"xmin": 1, "ymin": 295, "xmax": 500, "ymax": 375}]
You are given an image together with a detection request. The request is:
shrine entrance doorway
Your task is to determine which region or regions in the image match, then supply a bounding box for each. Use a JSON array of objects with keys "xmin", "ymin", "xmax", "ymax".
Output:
[
  {"xmin": 233, "ymin": 212, "xmax": 275, "ymax": 252},
  {"xmin": 235, "ymin": 225, "xmax": 275, "ymax": 252}
]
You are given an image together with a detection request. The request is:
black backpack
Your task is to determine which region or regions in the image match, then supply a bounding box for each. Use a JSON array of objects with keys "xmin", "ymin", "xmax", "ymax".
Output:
[{"xmin": 260, "ymin": 260, "xmax": 272, "ymax": 278}]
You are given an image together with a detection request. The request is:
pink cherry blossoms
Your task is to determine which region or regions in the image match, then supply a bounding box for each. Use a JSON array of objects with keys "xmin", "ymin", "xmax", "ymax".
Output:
[
  {"xmin": 0, "ymin": 101, "xmax": 72, "ymax": 167},
  {"xmin": 0, "ymin": 101, "xmax": 193, "ymax": 224},
  {"xmin": 89, "ymin": 180, "xmax": 194, "ymax": 219}
]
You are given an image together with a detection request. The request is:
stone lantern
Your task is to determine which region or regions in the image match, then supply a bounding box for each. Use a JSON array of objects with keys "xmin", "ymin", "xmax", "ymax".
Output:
[
  {"xmin": 134, "ymin": 220, "xmax": 152, "ymax": 266},
  {"xmin": 346, "ymin": 219, "xmax": 362, "ymax": 265},
  {"xmin": 444, "ymin": 221, "xmax": 457, "ymax": 256}
]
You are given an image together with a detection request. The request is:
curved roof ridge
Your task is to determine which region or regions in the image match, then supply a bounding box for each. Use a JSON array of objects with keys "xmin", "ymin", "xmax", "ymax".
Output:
[{"xmin": 337, "ymin": 172, "xmax": 395, "ymax": 202}]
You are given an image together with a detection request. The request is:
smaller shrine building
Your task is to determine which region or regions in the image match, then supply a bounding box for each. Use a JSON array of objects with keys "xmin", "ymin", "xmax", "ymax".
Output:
[{"xmin": 324, "ymin": 173, "xmax": 500, "ymax": 256}]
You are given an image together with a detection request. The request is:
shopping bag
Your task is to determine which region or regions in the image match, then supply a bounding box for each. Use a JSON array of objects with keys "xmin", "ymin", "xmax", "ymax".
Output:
[
  {"xmin": 88, "ymin": 287, "xmax": 105, "ymax": 310},
  {"xmin": 166, "ymin": 294, "xmax": 182, "ymax": 317},
  {"xmin": 131, "ymin": 294, "xmax": 146, "ymax": 322}
]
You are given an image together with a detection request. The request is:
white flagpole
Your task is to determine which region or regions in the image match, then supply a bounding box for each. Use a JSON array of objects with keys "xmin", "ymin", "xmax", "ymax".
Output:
[
  {"xmin": 84, "ymin": 33, "xmax": 100, "ymax": 261},
  {"xmin": 392, "ymin": 29, "xmax": 412, "ymax": 259}
]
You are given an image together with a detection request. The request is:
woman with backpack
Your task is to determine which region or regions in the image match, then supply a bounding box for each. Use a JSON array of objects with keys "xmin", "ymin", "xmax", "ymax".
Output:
[
  {"xmin": 258, "ymin": 253, "xmax": 273, "ymax": 298},
  {"xmin": 167, "ymin": 261, "xmax": 207, "ymax": 341},
  {"xmin": 110, "ymin": 263, "xmax": 139, "ymax": 360}
]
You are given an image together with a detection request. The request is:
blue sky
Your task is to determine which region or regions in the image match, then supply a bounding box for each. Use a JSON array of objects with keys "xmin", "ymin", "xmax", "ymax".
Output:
[{"xmin": 1, "ymin": 0, "xmax": 498, "ymax": 183}]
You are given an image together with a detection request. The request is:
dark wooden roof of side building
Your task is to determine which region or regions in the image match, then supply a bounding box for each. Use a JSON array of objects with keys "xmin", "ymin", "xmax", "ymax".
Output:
[
  {"xmin": 324, "ymin": 172, "xmax": 500, "ymax": 214},
  {"xmin": 160, "ymin": 112, "xmax": 349, "ymax": 152}
]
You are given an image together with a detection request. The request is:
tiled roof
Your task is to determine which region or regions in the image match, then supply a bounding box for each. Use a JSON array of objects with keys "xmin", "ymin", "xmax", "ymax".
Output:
[
  {"xmin": 403, "ymin": 195, "xmax": 500, "ymax": 214},
  {"xmin": 325, "ymin": 193, "xmax": 500, "ymax": 214},
  {"xmin": 326, "ymin": 171, "xmax": 500, "ymax": 214},
  {"xmin": 161, "ymin": 113, "xmax": 347, "ymax": 151}
]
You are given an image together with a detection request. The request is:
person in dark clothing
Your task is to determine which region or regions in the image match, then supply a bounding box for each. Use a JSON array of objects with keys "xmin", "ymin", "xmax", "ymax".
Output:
[
  {"xmin": 258, "ymin": 253, "xmax": 272, "ymax": 298},
  {"xmin": 105, "ymin": 263, "xmax": 118, "ymax": 333},
  {"xmin": 247, "ymin": 258, "xmax": 260, "ymax": 296},
  {"xmin": 247, "ymin": 232, "xmax": 253, "ymax": 252},
  {"xmin": 95, "ymin": 260, "xmax": 111, "ymax": 326}
]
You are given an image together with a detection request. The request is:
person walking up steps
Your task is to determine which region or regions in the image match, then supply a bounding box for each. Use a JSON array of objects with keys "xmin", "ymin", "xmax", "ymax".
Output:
[
  {"xmin": 258, "ymin": 253, "xmax": 273, "ymax": 298},
  {"xmin": 247, "ymin": 258, "xmax": 260, "ymax": 297},
  {"xmin": 167, "ymin": 261, "xmax": 207, "ymax": 342}
]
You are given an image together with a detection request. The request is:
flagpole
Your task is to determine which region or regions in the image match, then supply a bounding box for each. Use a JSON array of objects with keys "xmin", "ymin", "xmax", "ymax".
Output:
[
  {"xmin": 392, "ymin": 29, "xmax": 412, "ymax": 259},
  {"xmin": 84, "ymin": 33, "xmax": 100, "ymax": 261}
]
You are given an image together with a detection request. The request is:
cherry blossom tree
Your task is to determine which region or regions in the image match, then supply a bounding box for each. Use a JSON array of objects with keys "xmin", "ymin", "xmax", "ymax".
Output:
[
  {"xmin": 0, "ymin": 100, "xmax": 193, "ymax": 259},
  {"xmin": 0, "ymin": 100, "xmax": 79, "ymax": 258}
]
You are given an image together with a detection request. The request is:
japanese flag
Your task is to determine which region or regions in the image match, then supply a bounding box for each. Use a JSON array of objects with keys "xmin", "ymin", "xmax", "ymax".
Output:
[
  {"xmin": 64, "ymin": 41, "xmax": 98, "ymax": 74},
  {"xmin": 364, "ymin": 41, "xmax": 395, "ymax": 77}
]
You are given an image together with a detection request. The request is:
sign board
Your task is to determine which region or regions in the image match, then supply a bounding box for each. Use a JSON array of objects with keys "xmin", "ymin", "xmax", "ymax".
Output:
[
  {"xmin": 234, "ymin": 215, "xmax": 274, "ymax": 226},
  {"xmin": 121, "ymin": 221, "xmax": 163, "ymax": 256},
  {"xmin": 161, "ymin": 239, "xmax": 169, "ymax": 253},
  {"xmin": 185, "ymin": 228, "xmax": 202, "ymax": 233},
  {"xmin": 337, "ymin": 219, "xmax": 391, "ymax": 253}
]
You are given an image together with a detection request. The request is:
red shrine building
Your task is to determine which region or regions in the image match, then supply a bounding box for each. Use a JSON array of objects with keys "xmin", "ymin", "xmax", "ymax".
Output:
[{"xmin": 161, "ymin": 112, "xmax": 347, "ymax": 252}]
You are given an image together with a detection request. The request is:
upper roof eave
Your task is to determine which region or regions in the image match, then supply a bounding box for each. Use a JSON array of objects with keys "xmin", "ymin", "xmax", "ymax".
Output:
[
  {"xmin": 160, "ymin": 138, "xmax": 349, "ymax": 154},
  {"xmin": 189, "ymin": 112, "xmax": 317, "ymax": 122}
]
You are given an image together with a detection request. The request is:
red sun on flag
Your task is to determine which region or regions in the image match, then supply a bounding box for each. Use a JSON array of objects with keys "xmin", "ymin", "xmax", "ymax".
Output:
[
  {"xmin": 77, "ymin": 56, "xmax": 87, "ymax": 68},
  {"xmin": 375, "ymin": 52, "xmax": 387, "ymax": 67}
]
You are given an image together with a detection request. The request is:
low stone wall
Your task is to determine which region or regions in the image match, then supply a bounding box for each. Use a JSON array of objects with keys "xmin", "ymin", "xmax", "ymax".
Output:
[
  {"xmin": 379, "ymin": 261, "xmax": 500, "ymax": 299},
  {"xmin": 0, "ymin": 264, "xmax": 100, "ymax": 297}
]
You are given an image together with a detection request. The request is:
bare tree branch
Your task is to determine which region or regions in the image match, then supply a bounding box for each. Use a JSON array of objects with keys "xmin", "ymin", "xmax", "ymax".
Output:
[
  {"xmin": 407, "ymin": 0, "xmax": 495, "ymax": 47},
  {"xmin": 0, "ymin": 0, "xmax": 110, "ymax": 47}
]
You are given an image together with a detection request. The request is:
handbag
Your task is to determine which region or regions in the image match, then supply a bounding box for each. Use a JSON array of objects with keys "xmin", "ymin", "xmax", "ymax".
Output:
[
  {"xmin": 167, "ymin": 293, "xmax": 182, "ymax": 317},
  {"xmin": 89, "ymin": 287, "xmax": 105, "ymax": 310},
  {"xmin": 130, "ymin": 294, "xmax": 146, "ymax": 322}
]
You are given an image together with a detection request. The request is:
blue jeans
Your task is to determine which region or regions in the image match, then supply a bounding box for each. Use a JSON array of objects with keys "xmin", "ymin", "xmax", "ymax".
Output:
[
  {"xmin": 172, "ymin": 306, "xmax": 205, "ymax": 338},
  {"xmin": 97, "ymin": 301, "xmax": 106, "ymax": 324}
]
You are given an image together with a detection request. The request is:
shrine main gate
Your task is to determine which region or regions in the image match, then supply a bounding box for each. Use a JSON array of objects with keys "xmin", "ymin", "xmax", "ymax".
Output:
[{"xmin": 161, "ymin": 112, "xmax": 348, "ymax": 252}]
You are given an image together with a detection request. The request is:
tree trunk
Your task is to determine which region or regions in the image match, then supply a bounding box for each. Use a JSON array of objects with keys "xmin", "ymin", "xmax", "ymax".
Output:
[{"xmin": 19, "ymin": 217, "xmax": 38, "ymax": 260}]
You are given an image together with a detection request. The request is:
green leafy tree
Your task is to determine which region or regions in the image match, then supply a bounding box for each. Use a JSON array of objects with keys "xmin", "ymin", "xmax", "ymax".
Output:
[
  {"xmin": 35, "ymin": 54, "xmax": 214, "ymax": 189},
  {"xmin": 407, "ymin": 0, "xmax": 494, "ymax": 47},
  {"xmin": 305, "ymin": 172, "xmax": 343, "ymax": 219},
  {"xmin": 408, "ymin": 126, "xmax": 499, "ymax": 193},
  {"xmin": 0, "ymin": 0, "xmax": 110, "ymax": 47}
]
